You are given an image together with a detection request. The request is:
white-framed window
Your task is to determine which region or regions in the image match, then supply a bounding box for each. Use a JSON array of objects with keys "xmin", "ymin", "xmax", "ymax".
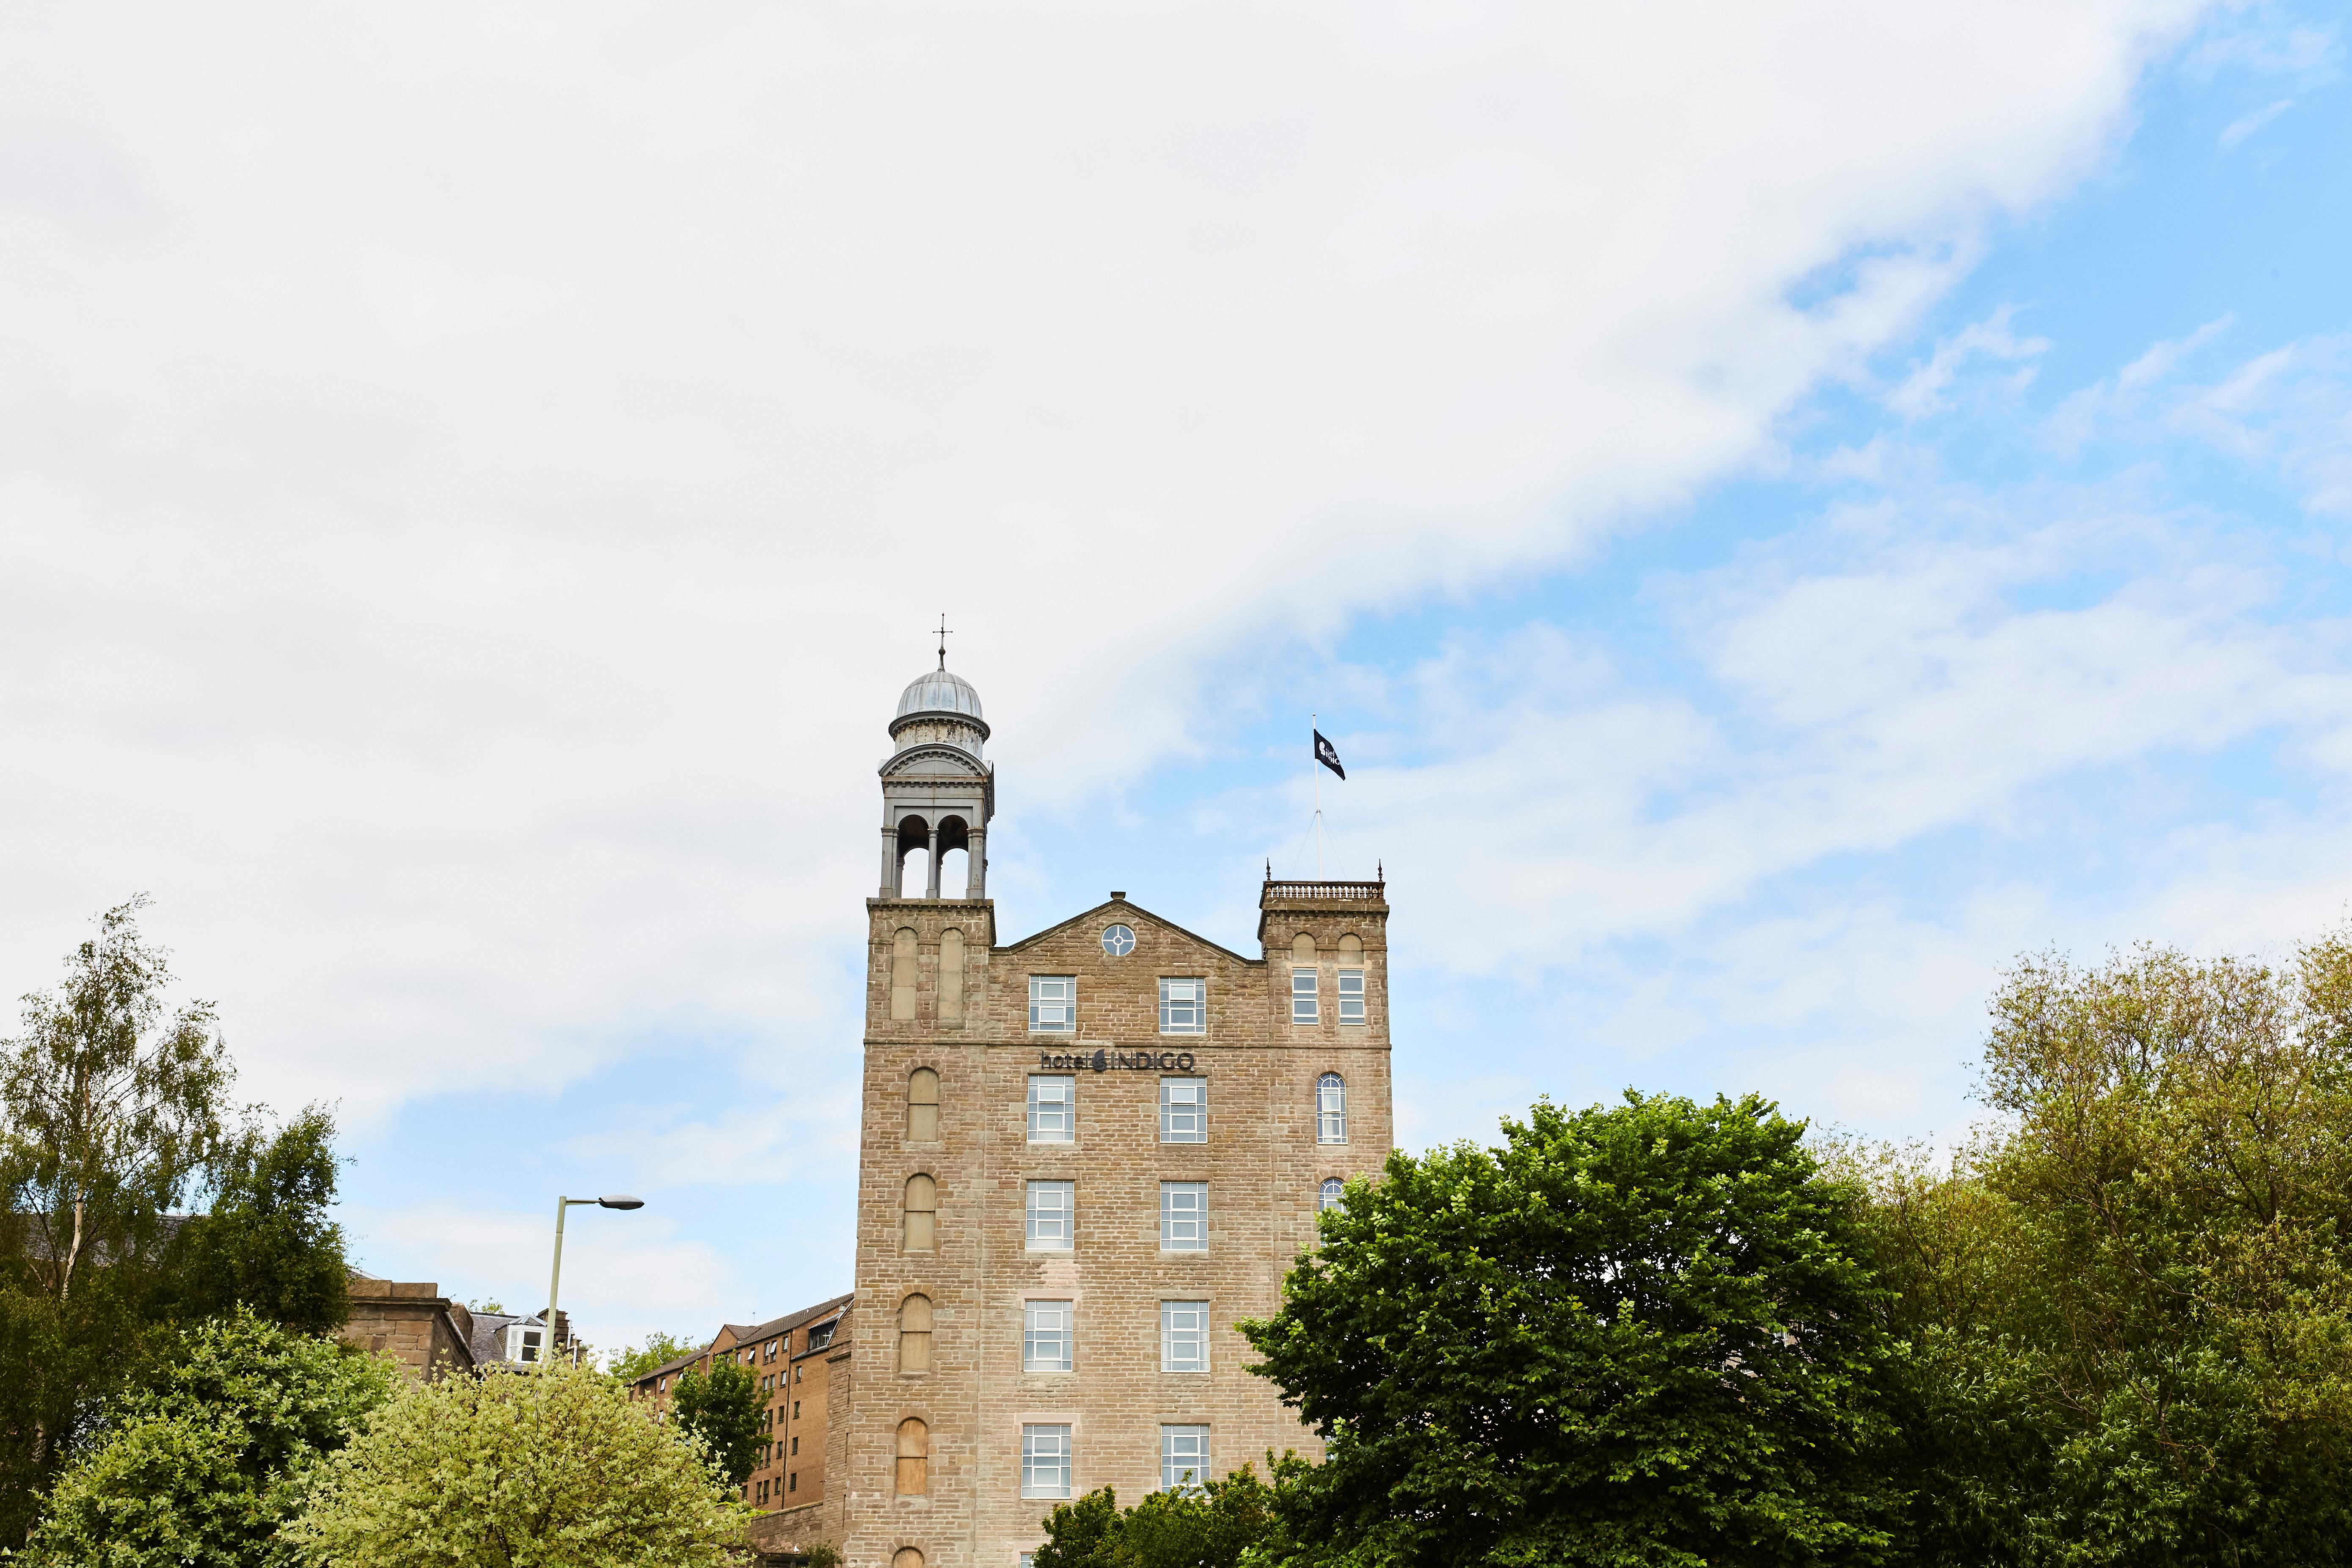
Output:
[
  {"xmin": 1158, "ymin": 977, "xmax": 1205, "ymax": 1034},
  {"xmin": 1161, "ymin": 1182, "xmax": 1207, "ymax": 1251},
  {"xmin": 506, "ymin": 1325, "xmax": 543, "ymax": 1362},
  {"xmin": 1027, "ymin": 1179, "xmax": 1075, "ymax": 1250},
  {"xmin": 1102, "ymin": 923, "xmax": 1136, "ymax": 956},
  {"xmin": 1022, "ymin": 1424, "xmax": 1072, "ymax": 1498},
  {"xmin": 1024, "ymin": 1299, "xmax": 1073, "ymax": 1373},
  {"xmin": 1161, "ymin": 1299, "xmax": 1209, "ymax": 1372},
  {"xmin": 1162, "ymin": 1425, "xmax": 1209, "ymax": 1493},
  {"xmin": 1318, "ymin": 1073, "xmax": 1348, "ymax": 1144},
  {"xmin": 1291, "ymin": 968, "xmax": 1319, "ymax": 1024},
  {"xmin": 1338, "ymin": 969, "xmax": 1365, "ymax": 1024},
  {"xmin": 1160, "ymin": 1077, "xmax": 1206, "ymax": 1144},
  {"xmin": 1319, "ymin": 1177, "xmax": 1345, "ymax": 1211},
  {"xmin": 1029, "ymin": 975, "xmax": 1076, "ymax": 1033},
  {"xmin": 1028, "ymin": 1075, "xmax": 1075, "ymax": 1142}
]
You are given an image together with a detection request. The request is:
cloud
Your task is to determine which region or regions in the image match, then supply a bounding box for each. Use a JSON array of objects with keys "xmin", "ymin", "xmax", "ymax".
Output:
[
  {"xmin": 0, "ymin": 0, "xmax": 2215, "ymax": 1125},
  {"xmin": 2219, "ymin": 97, "xmax": 2296, "ymax": 147},
  {"xmin": 1888, "ymin": 307, "xmax": 2052, "ymax": 418},
  {"xmin": 1245, "ymin": 493, "xmax": 2352, "ymax": 982}
]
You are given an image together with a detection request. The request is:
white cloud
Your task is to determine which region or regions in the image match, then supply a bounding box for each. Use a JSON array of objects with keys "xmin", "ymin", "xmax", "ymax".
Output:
[
  {"xmin": 2218, "ymin": 97, "xmax": 2295, "ymax": 147},
  {"xmin": 0, "ymin": 0, "xmax": 2215, "ymax": 1124},
  {"xmin": 1888, "ymin": 306, "xmax": 2052, "ymax": 418}
]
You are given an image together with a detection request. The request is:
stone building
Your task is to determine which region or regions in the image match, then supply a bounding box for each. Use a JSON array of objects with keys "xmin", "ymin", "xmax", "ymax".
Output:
[
  {"xmin": 343, "ymin": 1274, "xmax": 476, "ymax": 1380},
  {"xmin": 828, "ymin": 658, "xmax": 1394, "ymax": 1568},
  {"xmin": 643, "ymin": 657, "xmax": 1393, "ymax": 1568},
  {"xmin": 633, "ymin": 1293, "xmax": 854, "ymax": 1535}
]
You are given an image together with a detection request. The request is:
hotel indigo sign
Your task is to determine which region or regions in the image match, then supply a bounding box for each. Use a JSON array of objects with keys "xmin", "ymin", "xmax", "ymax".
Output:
[{"xmin": 1038, "ymin": 1049, "xmax": 1198, "ymax": 1073}]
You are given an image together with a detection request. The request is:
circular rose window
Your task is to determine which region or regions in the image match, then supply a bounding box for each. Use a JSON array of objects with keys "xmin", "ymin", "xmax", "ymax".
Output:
[{"xmin": 1102, "ymin": 924, "xmax": 1136, "ymax": 956}]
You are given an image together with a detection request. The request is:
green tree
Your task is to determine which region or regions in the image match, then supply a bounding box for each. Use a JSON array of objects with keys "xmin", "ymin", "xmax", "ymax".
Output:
[
  {"xmin": 669, "ymin": 1358, "xmax": 766, "ymax": 1488},
  {"xmin": 610, "ymin": 1330, "xmax": 703, "ymax": 1383},
  {"xmin": 20, "ymin": 1306, "xmax": 394, "ymax": 1568},
  {"xmin": 1033, "ymin": 1463, "xmax": 1290, "ymax": 1568},
  {"xmin": 1848, "ymin": 936, "xmax": 2352, "ymax": 1565},
  {"xmin": 173, "ymin": 1105, "xmax": 351, "ymax": 1334},
  {"xmin": 1242, "ymin": 1092, "xmax": 1903, "ymax": 1568},
  {"xmin": 0, "ymin": 897, "xmax": 235, "ymax": 1543},
  {"xmin": 287, "ymin": 1357, "xmax": 752, "ymax": 1568}
]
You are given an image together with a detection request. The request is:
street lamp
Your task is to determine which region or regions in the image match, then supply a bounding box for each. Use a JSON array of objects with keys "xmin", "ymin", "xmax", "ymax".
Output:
[{"xmin": 545, "ymin": 1193, "xmax": 644, "ymax": 1363}]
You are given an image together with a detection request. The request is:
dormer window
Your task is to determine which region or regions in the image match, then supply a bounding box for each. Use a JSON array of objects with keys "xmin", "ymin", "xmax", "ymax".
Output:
[
  {"xmin": 807, "ymin": 1320, "xmax": 836, "ymax": 1351},
  {"xmin": 505, "ymin": 1324, "xmax": 543, "ymax": 1363}
]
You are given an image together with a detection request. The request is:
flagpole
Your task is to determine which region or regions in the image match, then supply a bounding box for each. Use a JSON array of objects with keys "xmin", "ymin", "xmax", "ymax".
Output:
[{"xmin": 1312, "ymin": 712, "xmax": 1323, "ymax": 879}]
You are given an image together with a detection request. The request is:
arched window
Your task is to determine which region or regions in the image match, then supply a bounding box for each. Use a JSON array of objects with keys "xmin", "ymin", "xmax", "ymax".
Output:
[
  {"xmin": 900, "ymin": 1294, "xmax": 933, "ymax": 1373},
  {"xmin": 896, "ymin": 1418, "xmax": 930, "ymax": 1496},
  {"xmin": 1319, "ymin": 1177, "xmax": 1345, "ymax": 1212},
  {"xmin": 907, "ymin": 1069, "xmax": 939, "ymax": 1142},
  {"xmin": 1317, "ymin": 1074, "xmax": 1347, "ymax": 1144},
  {"xmin": 903, "ymin": 1174, "xmax": 936, "ymax": 1252},
  {"xmin": 890, "ymin": 928, "xmax": 919, "ymax": 1021},
  {"xmin": 939, "ymin": 927, "xmax": 965, "ymax": 1024},
  {"xmin": 893, "ymin": 1551, "xmax": 924, "ymax": 1568}
]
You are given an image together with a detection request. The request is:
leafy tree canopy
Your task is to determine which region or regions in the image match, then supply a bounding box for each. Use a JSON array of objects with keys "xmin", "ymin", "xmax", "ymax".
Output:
[
  {"xmin": 21, "ymin": 1306, "xmax": 395, "ymax": 1568},
  {"xmin": 610, "ymin": 1330, "xmax": 704, "ymax": 1383},
  {"xmin": 1033, "ymin": 1462, "xmax": 1289, "ymax": 1568},
  {"xmin": 1845, "ymin": 935, "xmax": 2352, "ymax": 1566},
  {"xmin": 0, "ymin": 897, "xmax": 237, "ymax": 1542},
  {"xmin": 172, "ymin": 1105, "xmax": 351, "ymax": 1334},
  {"xmin": 669, "ymin": 1357, "xmax": 766, "ymax": 1488},
  {"xmin": 1242, "ymin": 1091, "xmax": 1903, "ymax": 1568},
  {"xmin": 288, "ymin": 1358, "xmax": 752, "ymax": 1568}
]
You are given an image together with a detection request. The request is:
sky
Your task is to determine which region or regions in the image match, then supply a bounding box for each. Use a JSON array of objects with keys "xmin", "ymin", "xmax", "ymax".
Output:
[{"xmin": 2, "ymin": 0, "xmax": 2348, "ymax": 1353}]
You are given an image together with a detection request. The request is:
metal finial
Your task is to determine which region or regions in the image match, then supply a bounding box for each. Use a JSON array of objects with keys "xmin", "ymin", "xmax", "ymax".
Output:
[{"xmin": 935, "ymin": 613, "xmax": 953, "ymax": 669}]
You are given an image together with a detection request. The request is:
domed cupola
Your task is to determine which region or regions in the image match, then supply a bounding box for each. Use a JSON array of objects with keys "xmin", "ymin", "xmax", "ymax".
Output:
[
  {"xmin": 890, "ymin": 666, "xmax": 989, "ymax": 758},
  {"xmin": 876, "ymin": 630, "xmax": 995, "ymax": 900}
]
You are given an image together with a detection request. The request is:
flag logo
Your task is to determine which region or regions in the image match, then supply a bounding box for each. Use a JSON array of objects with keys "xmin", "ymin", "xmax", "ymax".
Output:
[{"xmin": 1314, "ymin": 730, "xmax": 1345, "ymax": 780}]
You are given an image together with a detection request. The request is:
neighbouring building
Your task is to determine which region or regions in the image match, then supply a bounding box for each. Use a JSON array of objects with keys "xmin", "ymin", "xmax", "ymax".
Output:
[
  {"xmin": 343, "ymin": 1274, "xmax": 476, "ymax": 1380},
  {"xmin": 632, "ymin": 1293, "xmax": 854, "ymax": 1535}
]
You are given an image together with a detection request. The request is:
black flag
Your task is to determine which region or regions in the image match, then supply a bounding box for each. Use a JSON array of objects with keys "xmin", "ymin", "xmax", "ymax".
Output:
[{"xmin": 1314, "ymin": 730, "xmax": 1345, "ymax": 780}]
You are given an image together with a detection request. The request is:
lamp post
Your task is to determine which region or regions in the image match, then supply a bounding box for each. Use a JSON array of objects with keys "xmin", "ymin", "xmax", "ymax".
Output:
[{"xmin": 546, "ymin": 1193, "xmax": 643, "ymax": 1362}]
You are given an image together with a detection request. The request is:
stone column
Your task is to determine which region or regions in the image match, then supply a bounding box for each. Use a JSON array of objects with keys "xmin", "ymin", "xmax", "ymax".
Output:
[
  {"xmin": 881, "ymin": 829, "xmax": 899, "ymax": 898},
  {"xmin": 967, "ymin": 829, "xmax": 986, "ymax": 898},
  {"xmin": 925, "ymin": 826, "xmax": 942, "ymax": 898}
]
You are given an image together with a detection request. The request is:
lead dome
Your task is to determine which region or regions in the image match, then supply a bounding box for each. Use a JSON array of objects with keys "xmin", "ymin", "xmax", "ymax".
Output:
[{"xmin": 896, "ymin": 668, "xmax": 984, "ymax": 723}]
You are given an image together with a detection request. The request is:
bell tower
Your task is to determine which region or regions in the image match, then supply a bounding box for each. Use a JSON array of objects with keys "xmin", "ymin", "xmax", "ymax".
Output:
[{"xmin": 878, "ymin": 641, "xmax": 994, "ymax": 900}]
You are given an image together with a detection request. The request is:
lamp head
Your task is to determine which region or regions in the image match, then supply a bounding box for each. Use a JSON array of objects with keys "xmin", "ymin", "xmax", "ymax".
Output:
[{"xmin": 598, "ymin": 1195, "xmax": 645, "ymax": 1210}]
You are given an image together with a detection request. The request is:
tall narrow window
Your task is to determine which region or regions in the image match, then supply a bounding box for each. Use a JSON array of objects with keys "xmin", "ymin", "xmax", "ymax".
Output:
[
  {"xmin": 939, "ymin": 926, "xmax": 965, "ymax": 1024},
  {"xmin": 1161, "ymin": 1182, "xmax": 1208, "ymax": 1251},
  {"xmin": 902, "ymin": 1174, "xmax": 937, "ymax": 1252},
  {"xmin": 895, "ymin": 1418, "xmax": 929, "ymax": 1496},
  {"xmin": 1159, "ymin": 977, "xmax": 1205, "ymax": 1034},
  {"xmin": 1026, "ymin": 1180, "xmax": 1074, "ymax": 1250},
  {"xmin": 1027, "ymin": 1076, "xmax": 1075, "ymax": 1142},
  {"xmin": 1291, "ymin": 969, "xmax": 1319, "ymax": 1025},
  {"xmin": 907, "ymin": 1068, "xmax": 939, "ymax": 1142},
  {"xmin": 898, "ymin": 1294, "xmax": 932, "ymax": 1374},
  {"xmin": 890, "ymin": 928, "xmax": 918, "ymax": 1021},
  {"xmin": 1319, "ymin": 1177, "xmax": 1346, "ymax": 1211},
  {"xmin": 1022, "ymin": 1425, "xmax": 1072, "ymax": 1498},
  {"xmin": 1337, "ymin": 969, "xmax": 1365, "ymax": 1025},
  {"xmin": 1160, "ymin": 1077, "xmax": 1206, "ymax": 1143},
  {"xmin": 1161, "ymin": 1300, "xmax": 1208, "ymax": 1372},
  {"xmin": 1317, "ymin": 1075, "xmax": 1348, "ymax": 1144},
  {"xmin": 1029, "ymin": 975, "xmax": 1076, "ymax": 1033},
  {"xmin": 1024, "ymin": 1299, "xmax": 1073, "ymax": 1372},
  {"xmin": 1162, "ymin": 1426, "xmax": 1209, "ymax": 1493}
]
